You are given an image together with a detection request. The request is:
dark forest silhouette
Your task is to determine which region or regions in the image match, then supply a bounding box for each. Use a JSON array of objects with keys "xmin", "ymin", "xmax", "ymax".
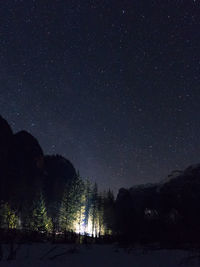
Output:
[{"xmin": 0, "ymin": 115, "xmax": 200, "ymax": 247}]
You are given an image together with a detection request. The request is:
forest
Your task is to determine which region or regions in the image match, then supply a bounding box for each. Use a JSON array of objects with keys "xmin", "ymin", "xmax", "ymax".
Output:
[
  {"xmin": 0, "ymin": 115, "xmax": 115, "ymax": 243},
  {"xmin": 1, "ymin": 114, "xmax": 200, "ymax": 247}
]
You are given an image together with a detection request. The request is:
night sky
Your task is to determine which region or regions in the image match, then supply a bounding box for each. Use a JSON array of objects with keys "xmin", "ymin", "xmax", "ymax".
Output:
[{"xmin": 1, "ymin": 0, "xmax": 200, "ymax": 193}]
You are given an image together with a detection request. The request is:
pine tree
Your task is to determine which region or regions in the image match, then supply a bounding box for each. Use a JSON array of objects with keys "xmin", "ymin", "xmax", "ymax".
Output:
[
  {"xmin": 84, "ymin": 179, "xmax": 92, "ymax": 232},
  {"xmin": 91, "ymin": 183, "xmax": 98, "ymax": 236},
  {"xmin": 59, "ymin": 186, "xmax": 70, "ymax": 231},
  {"xmin": 97, "ymin": 194, "xmax": 104, "ymax": 236},
  {"xmin": 103, "ymin": 189, "xmax": 115, "ymax": 235},
  {"xmin": 0, "ymin": 201, "xmax": 18, "ymax": 229},
  {"xmin": 59, "ymin": 174, "xmax": 85, "ymax": 232},
  {"xmin": 30, "ymin": 191, "xmax": 52, "ymax": 233},
  {"xmin": 75, "ymin": 177, "xmax": 86, "ymax": 234}
]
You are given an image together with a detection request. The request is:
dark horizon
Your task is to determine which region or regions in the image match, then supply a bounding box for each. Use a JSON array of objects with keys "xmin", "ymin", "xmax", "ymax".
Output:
[{"xmin": 1, "ymin": 0, "xmax": 200, "ymax": 193}]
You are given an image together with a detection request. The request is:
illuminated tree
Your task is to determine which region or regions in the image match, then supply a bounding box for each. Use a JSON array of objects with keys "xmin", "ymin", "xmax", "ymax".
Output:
[
  {"xmin": 97, "ymin": 194, "xmax": 105, "ymax": 236},
  {"xmin": 84, "ymin": 180, "xmax": 92, "ymax": 231},
  {"xmin": 30, "ymin": 191, "xmax": 52, "ymax": 232},
  {"xmin": 90, "ymin": 183, "xmax": 98, "ymax": 236},
  {"xmin": 0, "ymin": 201, "xmax": 19, "ymax": 229},
  {"xmin": 59, "ymin": 186, "xmax": 71, "ymax": 231},
  {"xmin": 59, "ymin": 174, "xmax": 85, "ymax": 232}
]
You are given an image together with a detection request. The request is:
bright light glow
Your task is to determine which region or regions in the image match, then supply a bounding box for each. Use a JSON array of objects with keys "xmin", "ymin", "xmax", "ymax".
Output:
[{"xmin": 73, "ymin": 215, "xmax": 105, "ymax": 237}]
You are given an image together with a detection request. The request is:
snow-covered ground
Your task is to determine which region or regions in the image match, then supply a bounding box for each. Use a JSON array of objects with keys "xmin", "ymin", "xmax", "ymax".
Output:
[{"xmin": 0, "ymin": 243, "xmax": 200, "ymax": 267}]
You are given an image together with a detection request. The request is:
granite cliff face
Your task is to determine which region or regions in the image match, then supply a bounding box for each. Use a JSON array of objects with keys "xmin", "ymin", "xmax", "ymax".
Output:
[
  {"xmin": 0, "ymin": 115, "xmax": 76, "ymax": 211},
  {"xmin": 0, "ymin": 115, "xmax": 13, "ymax": 167},
  {"xmin": 116, "ymin": 164, "xmax": 200, "ymax": 241}
]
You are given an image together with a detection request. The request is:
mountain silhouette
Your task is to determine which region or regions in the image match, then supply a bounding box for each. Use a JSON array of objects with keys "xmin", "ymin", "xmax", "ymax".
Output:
[{"xmin": 0, "ymin": 115, "xmax": 76, "ymax": 212}]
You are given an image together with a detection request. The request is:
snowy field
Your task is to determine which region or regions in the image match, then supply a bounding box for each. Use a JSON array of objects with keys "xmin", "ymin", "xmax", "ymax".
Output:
[{"xmin": 0, "ymin": 243, "xmax": 200, "ymax": 267}]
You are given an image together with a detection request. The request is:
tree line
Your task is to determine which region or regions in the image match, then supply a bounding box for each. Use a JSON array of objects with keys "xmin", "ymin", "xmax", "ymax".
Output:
[{"xmin": 0, "ymin": 175, "xmax": 115, "ymax": 240}]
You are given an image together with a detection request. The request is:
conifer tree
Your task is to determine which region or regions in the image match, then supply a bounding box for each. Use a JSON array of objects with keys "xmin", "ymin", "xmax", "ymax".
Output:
[
  {"xmin": 91, "ymin": 183, "xmax": 98, "ymax": 236},
  {"xmin": 30, "ymin": 191, "xmax": 52, "ymax": 232},
  {"xmin": 75, "ymin": 177, "xmax": 86, "ymax": 234},
  {"xmin": 84, "ymin": 179, "xmax": 92, "ymax": 231},
  {"xmin": 97, "ymin": 194, "xmax": 104, "ymax": 236},
  {"xmin": 103, "ymin": 189, "xmax": 115, "ymax": 235},
  {"xmin": 0, "ymin": 201, "xmax": 18, "ymax": 229},
  {"xmin": 59, "ymin": 174, "xmax": 85, "ymax": 232}
]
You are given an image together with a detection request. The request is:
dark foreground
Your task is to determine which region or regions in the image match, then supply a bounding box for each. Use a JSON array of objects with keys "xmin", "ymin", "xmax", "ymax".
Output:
[{"xmin": 0, "ymin": 242, "xmax": 200, "ymax": 267}]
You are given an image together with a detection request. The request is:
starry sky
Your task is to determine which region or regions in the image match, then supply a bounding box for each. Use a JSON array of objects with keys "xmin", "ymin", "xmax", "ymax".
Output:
[{"xmin": 1, "ymin": 0, "xmax": 200, "ymax": 193}]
